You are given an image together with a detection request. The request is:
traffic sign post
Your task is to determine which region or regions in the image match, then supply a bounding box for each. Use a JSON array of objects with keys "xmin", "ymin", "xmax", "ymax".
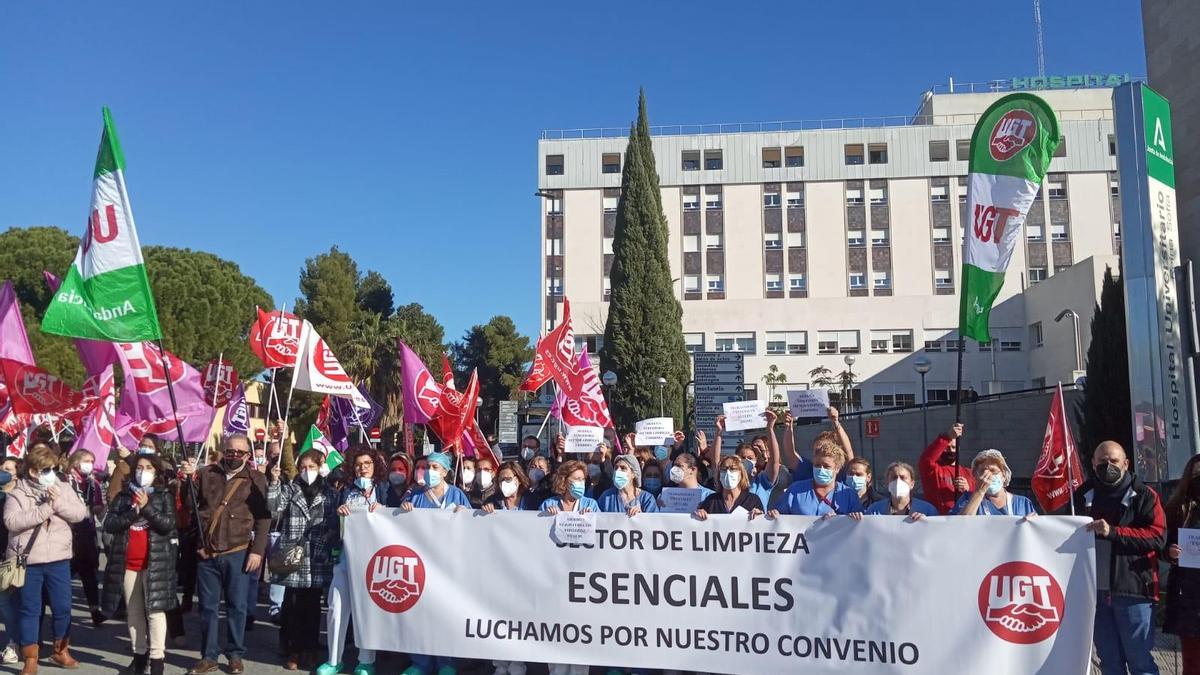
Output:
[
  {"xmin": 498, "ymin": 401, "xmax": 519, "ymax": 445},
  {"xmin": 692, "ymin": 352, "xmax": 746, "ymax": 442}
]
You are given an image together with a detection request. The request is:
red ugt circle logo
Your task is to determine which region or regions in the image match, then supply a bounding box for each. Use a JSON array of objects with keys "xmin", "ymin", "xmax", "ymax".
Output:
[
  {"xmin": 365, "ymin": 545, "xmax": 425, "ymax": 613},
  {"xmin": 978, "ymin": 561, "xmax": 1065, "ymax": 644},
  {"xmin": 988, "ymin": 109, "xmax": 1037, "ymax": 161}
]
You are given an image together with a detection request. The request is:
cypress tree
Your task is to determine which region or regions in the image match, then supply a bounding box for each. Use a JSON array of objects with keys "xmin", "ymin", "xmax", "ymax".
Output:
[
  {"xmin": 600, "ymin": 90, "xmax": 691, "ymax": 430},
  {"xmin": 1079, "ymin": 266, "xmax": 1132, "ymax": 457}
]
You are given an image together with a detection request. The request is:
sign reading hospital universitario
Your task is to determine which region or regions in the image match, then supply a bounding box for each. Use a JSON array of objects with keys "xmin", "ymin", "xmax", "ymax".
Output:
[
  {"xmin": 1115, "ymin": 82, "xmax": 1192, "ymax": 481},
  {"xmin": 345, "ymin": 512, "xmax": 1096, "ymax": 674},
  {"xmin": 42, "ymin": 108, "xmax": 162, "ymax": 342}
]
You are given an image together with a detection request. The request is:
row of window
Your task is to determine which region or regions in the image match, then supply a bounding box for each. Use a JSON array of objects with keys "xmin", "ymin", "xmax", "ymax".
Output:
[{"xmin": 673, "ymin": 330, "xmax": 1029, "ymax": 356}]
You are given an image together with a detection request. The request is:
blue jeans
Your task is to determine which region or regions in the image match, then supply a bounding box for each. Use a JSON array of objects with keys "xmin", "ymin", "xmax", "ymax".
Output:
[
  {"xmin": 268, "ymin": 584, "xmax": 285, "ymax": 615},
  {"xmin": 18, "ymin": 561, "xmax": 71, "ymax": 646},
  {"xmin": 0, "ymin": 588, "xmax": 18, "ymax": 646},
  {"xmin": 197, "ymin": 549, "xmax": 250, "ymax": 661},
  {"xmin": 244, "ymin": 567, "xmax": 259, "ymax": 621},
  {"xmin": 411, "ymin": 654, "xmax": 456, "ymax": 672},
  {"xmin": 1093, "ymin": 593, "xmax": 1160, "ymax": 675}
]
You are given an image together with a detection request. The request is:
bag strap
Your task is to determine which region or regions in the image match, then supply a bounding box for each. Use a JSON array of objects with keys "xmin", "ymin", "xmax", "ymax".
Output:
[
  {"xmin": 205, "ymin": 475, "xmax": 247, "ymax": 545},
  {"xmin": 18, "ymin": 522, "xmax": 44, "ymax": 562}
]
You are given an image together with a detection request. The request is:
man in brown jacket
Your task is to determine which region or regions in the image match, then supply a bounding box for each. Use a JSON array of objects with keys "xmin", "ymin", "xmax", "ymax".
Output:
[{"xmin": 185, "ymin": 433, "xmax": 270, "ymax": 675}]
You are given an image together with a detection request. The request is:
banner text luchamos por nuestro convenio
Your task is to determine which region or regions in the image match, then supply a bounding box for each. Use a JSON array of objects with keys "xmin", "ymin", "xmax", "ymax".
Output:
[{"xmin": 462, "ymin": 525, "xmax": 921, "ymax": 667}]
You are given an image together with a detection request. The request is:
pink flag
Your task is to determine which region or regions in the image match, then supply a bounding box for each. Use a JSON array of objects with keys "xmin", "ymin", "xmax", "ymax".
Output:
[
  {"xmin": 42, "ymin": 272, "xmax": 117, "ymax": 376},
  {"xmin": 114, "ymin": 341, "xmax": 214, "ymax": 446},
  {"xmin": 74, "ymin": 366, "xmax": 117, "ymax": 465},
  {"xmin": 0, "ymin": 282, "xmax": 34, "ymax": 366},
  {"xmin": 399, "ymin": 340, "xmax": 443, "ymax": 424}
]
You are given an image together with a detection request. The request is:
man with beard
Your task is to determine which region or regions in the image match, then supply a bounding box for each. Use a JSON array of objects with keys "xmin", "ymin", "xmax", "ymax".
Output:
[{"xmin": 917, "ymin": 422, "xmax": 976, "ymax": 514}]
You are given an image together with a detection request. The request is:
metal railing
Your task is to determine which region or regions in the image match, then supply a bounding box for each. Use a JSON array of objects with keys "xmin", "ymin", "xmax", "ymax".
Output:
[{"xmin": 927, "ymin": 76, "xmax": 1144, "ymax": 95}]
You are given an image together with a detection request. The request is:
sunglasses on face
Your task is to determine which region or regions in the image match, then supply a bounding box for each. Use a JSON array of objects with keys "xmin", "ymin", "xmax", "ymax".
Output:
[{"xmin": 223, "ymin": 449, "xmax": 249, "ymax": 458}]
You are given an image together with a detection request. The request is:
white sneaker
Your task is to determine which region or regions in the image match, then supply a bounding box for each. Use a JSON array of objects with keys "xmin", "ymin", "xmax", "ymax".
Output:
[{"xmin": 2, "ymin": 643, "xmax": 18, "ymax": 664}]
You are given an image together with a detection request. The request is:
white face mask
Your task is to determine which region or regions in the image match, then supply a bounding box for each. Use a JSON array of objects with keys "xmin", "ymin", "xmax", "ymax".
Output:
[
  {"xmin": 479, "ymin": 471, "xmax": 494, "ymax": 489},
  {"xmin": 136, "ymin": 470, "xmax": 155, "ymax": 487},
  {"xmin": 500, "ymin": 479, "xmax": 519, "ymax": 498},
  {"xmin": 318, "ymin": 464, "xmax": 331, "ymax": 478},
  {"xmin": 461, "ymin": 469, "xmax": 476, "ymax": 485},
  {"xmin": 669, "ymin": 465, "xmax": 686, "ymax": 484},
  {"xmin": 888, "ymin": 478, "xmax": 911, "ymax": 500},
  {"xmin": 301, "ymin": 469, "xmax": 319, "ymax": 485},
  {"xmin": 78, "ymin": 462, "xmax": 94, "ymax": 475},
  {"xmin": 37, "ymin": 472, "xmax": 58, "ymax": 488}
]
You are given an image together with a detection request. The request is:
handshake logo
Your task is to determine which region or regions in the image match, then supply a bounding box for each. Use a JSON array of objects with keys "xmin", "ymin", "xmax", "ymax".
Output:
[
  {"xmin": 978, "ymin": 561, "xmax": 1064, "ymax": 644},
  {"xmin": 366, "ymin": 545, "xmax": 426, "ymax": 614}
]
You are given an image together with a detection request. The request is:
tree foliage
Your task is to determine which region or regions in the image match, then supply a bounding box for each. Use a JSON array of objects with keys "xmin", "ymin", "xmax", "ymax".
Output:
[
  {"xmin": 293, "ymin": 246, "xmax": 361, "ymax": 357},
  {"xmin": 599, "ymin": 90, "xmax": 691, "ymax": 430},
  {"xmin": 1079, "ymin": 266, "xmax": 1131, "ymax": 462},
  {"xmin": 357, "ymin": 270, "xmax": 395, "ymax": 317},
  {"xmin": 452, "ymin": 316, "xmax": 533, "ymax": 432}
]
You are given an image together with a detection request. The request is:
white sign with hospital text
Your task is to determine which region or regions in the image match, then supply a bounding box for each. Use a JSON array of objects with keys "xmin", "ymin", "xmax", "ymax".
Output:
[
  {"xmin": 788, "ymin": 389, "xmax": 831, "ymax": 419},
  {"xmin": 722, "ymin": 399, "xmax": 768, "ymax": 431},
  {"xmin": 564, "ymin": 425, "xmax": 604, "ymax": 454},
  {"xmin": 635, "ymin": 417, "xmax": 674, "ymax": 447}
]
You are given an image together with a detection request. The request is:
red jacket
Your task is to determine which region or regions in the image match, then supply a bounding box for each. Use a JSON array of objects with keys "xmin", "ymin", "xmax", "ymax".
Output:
[{"xmin": 918, "ymin": 435, "xmax": 977, "ymax": 514}]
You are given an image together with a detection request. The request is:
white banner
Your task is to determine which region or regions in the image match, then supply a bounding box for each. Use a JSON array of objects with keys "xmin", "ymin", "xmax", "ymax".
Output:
[{"xmin": 344, "ymin": 511, "xmax": 1096, "ymax": 674}]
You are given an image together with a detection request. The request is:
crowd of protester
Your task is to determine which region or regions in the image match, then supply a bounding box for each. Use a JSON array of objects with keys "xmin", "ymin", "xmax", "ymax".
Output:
[{"xmin": 0, "ymin": 404, "xmax": 1192, "ymax": 675}]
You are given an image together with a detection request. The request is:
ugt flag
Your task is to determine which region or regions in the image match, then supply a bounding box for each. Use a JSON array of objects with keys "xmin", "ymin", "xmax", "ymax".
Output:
[
  {"xmin": 1032, "ymin": 383, "xmax": 1084, "ymax": 513},
  {"xmin": 42, "ymin": 108, "xmax": 162, "ymax": 342},
  {"xmin": 293, "ymin": 321, "xmax": 368, "ymax": 408},
  {"xmin": 959, "ymin": 94, "xmax": 1059, "ymax": 342}
]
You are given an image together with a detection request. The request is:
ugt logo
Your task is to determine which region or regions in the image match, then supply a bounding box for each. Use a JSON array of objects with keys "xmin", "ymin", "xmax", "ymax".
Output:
[
  {"xmin": 365, "ymin": 545, "xmax": 425, "ymax": 613},
  {"xmin": 81, "ymin": 204, "xmax": 120, "ymax": 255},
  {"xmin": 312, "ymin": 339, "xmax": 351, "ymax": 383},
  {"xmin": 988, "ymin": 109, "xmax": 1037, "ymax": 161},
  {"xmin": 972, "ymin": 204, "xmax": 1021, "ymax": 245},
  {"xmin": 978, "ymin": 561, "xmax": 1064, "ymax": 644}
]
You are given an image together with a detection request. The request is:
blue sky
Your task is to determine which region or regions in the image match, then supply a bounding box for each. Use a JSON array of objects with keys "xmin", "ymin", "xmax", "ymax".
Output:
[{"xmin": 0, "ymin": 1, "xmax": 1146, "ymax": 342}]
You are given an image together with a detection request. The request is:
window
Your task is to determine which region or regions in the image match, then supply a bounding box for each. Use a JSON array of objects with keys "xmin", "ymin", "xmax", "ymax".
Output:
[
  {"xmin": 930, "ymin": 185, "xmax": 949, "ymax": 202},
  {"xmin": 683, "ymin": 275, "xmax": 700, "ymax": 292},
  {"xmin": 766, "ymin": 331, "xmax": 807, "ymax": 355},
  {"xmin": 1029, "ymin": 267, "xmax": 1047, "ymax": 284},
  {"xmin": 846, "ymin": 187, "xmax": 864, "ymax": 205},
  {"xmin": 868, "ymin": 143, "xmax": 888, "ymax": 164},
  {"xmin": 1053, "ymin": 136, "xmax": 1067, "ymax": 158},
  {"xmin": 1047, "ymin": 176, "xmax": 1067, "ymax": 199},
  {"xmin": 603, "ymin": 276, "xmax": 611, "ymax": 299},
  {"xmin": 764, "ymin": 232, "xmax": 783, "ymax": 249},
  {"xmin": 1001, "ymin": 340, "xmax": 1022, "ymax": 352},
  {"xmin": 682, "ymin": 151, "xmax": 700, "ymax": 171},
  {"xmin": 705, "ymin": 233, "xmax": 723, "ymax": 250},
  {"xmin": 844, "ymin": 144, "xmax": 865, "ymax": 165},
  {"xmin": 817, "ymin": 330, "xmax": 860, "ymax": 355},
  {"xmin": 932, "ymin": 227, "xmax": 950, "ymax": 243},
  {"xmin": 924, "ymin": 340, "xmax": 942, "ymax": 352},
  {"xmin": 762, "ymin": 147, "xmax": 781, "ymax": 168},
  {"xmin": 547, "ymin": 195, "xmax": 563, "ymax": 214},
  {"xmin": 683, "ymin": 193, "xmax": 700, "ymax": 211},
  {"xmin": 574, "ymin": 334, "xmax": 604, "ymax": 355},
  {"xmin": 1113, "ymin": 222, "xmax": 1122, "ymax": 240},
  {"xmin": 684, "ymin": 333, "xmax": 704, "ymax": 354},
  {"xmin": 1110, "ymin": 176, "xmax": 1120, "ymax": 196},
  {"xmin": 956, "ymin": 139, "xmax": 971, "ymax": 161},
  {"xmin": 765, "ymin": 274, "xmax": 783, "ymax": 291},
  {"xmin": 934, "ymin": 269, "xmax": 952, "ymax": 287},
  {"xmin": 870, "ymin": 229, "xmax": 889, "ymax": 245},
  {"xmin": 872, "ymin": 271, "xmax": 891, "ymax": 289},
  {"xmin": 764, "ymin": 192, "xmax": 781, "ymax": 208},
  {"xmin": 704, "ymin": 150, "xmax": 723, "ymax": 170},
  {"xmin": 789, "ymin": 274, "xmax": 806, "ymax": 290},
  {"xmin": 706, "ymin": 274, "xmax": 725, "ymax": 292},
  {"xmin": 978, "ymin": 340, "xmax": 994, "ymax": 352},
  {"xmin": 1027, "ymin": 224, "xmax": 1044, "ymax": 241},
  {"xmin": 1030, "ymin": 322, "xmax": 1043, "ymax": 348},
  {"xmin": 847, "ymin": 230, "xmax": 865, "ymax": 246},
  {"xmin": 603, "ymin": 195, "xmax": 618, "ymax": 213},
  {"xmin": 785, "ymin": 146, "xmax": 805, "ymax": 167},
  {"xmin": 705, "ymin": 188, "xmax": 723, "ymax": 210},
  {"xmin": 546, "ymin": 155, "xmax": 564, "ymax": 175},
  {"xmin": 786, "ymin": 231, "xmax": 805, "ymax": 248},
  {"xmin": 849, "ymin": 273, "xmax": 866, "ymax": 289},
  {"xmin": 545, "ymin": 238, "xmax": 562, "ymax": 255},
  {"xmin": 1051, "ymin": 223, "xmax": 1068, "ymax": 241},
  {"xmin": 1108, "ymin": 134, "xmax": 1117, "ymax": 156},
  {"xmin": 714, "ymin": 336, "xmax": 734, "ymax": 352},
  {"xmin": 929, "ymin": 140, "xmax": 950, "ymax": 162},
  {"xmin": 874, "ymin": 386, "xmax": 916, "ymax": 408},
  {"xmin": 602, "ymin": 237, "xmax": 614, "ymax": 255},
  {"xmin": 602, "ymin": 153, "xmax": 621, "ymax": 174},
  {"xmin": 715, "ymin": 332, "xmax": 755, "ymax": 353},
  {"xmin": 546, "ymin": 278, "xmax": 563, "ymax": 296},
  {"xmin": 786, "ymin": 186, "xmax": 804, "ymax": 206},
  {"xmin": 683, "ymin": 235, "xmax": 700, "ymax": 253},
  {"xmin": 869, "ymin": 185, "xmax": 888, "ymax": 205},
  {"xmin": 1032, "ymin": 376, "xmax": 1047, "ymax": 389}
]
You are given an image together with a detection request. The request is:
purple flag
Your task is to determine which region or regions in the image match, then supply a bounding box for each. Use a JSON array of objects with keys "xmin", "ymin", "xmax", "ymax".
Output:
[
  {"xmin": 399, "ymin": 340, "xmax": 441, "ymax": 424},
  {"xmin": 114, "ymin": 341, "xmax": 215, "ymax": 447},
  {"xmin": 0, "ymin": 281, "xmax": 34, "ymax": 366},
  {"xmin": 42, "ymin": 272, "xmax": 117, "ymax": 376},
  {"xmin": 222, "ymin": 382, "xmax": 250, "ymax": 436},
  {"xmin": 74, "ymin": 366, "xmax": 117, "ymax": 465},
  {"xmin": 329, "ymin": 384, "xmax": 381, "ymax": 450}
]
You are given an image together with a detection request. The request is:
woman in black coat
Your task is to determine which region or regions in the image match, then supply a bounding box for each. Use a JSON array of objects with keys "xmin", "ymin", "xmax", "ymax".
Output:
[
  {"xmin": 102, "ymin": 454, "xmax": 179, "ymax": 675},
  {"xmin": 1165, "ymin": 453, "xmax": 1200, "ymax": 673}
]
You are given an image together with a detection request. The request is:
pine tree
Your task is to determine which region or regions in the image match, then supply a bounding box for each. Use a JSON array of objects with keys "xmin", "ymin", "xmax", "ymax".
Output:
[
  {"xmin": 600, "ymin": 90, "xmax": 691, "ymax": 429},
  {"xmin": 1079, "ymin": 266, "xmax": 1132, "ymax": 457}
]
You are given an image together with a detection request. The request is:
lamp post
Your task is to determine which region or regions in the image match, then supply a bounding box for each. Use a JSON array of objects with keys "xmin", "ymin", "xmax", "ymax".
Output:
[
  {"xmin": 657, "ymin": 377, "xmax": 667, "ymax": 417},
  {"xmin": 602, "ymin": 370, "xmax": 618, "ymax": 415},
  {"xmin": 913, "ymin": 356, "xmax": 932, "ymax": 445},
  {"xmin": 842, "ymin": 354, "xmax": 856, "ymax": 413},
  {"xmin": 1055, "ymin": 309, "xmax": 1083, "ymax": 373}
]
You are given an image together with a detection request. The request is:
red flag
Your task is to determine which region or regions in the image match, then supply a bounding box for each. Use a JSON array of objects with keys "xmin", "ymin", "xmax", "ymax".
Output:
[
  {"xmin": 249, "ymin": 307, "xmax": 303, "ymax": 368},
  {"xmin": 1032, "ymin": 383, "xmax": 1084, "ymax": 513},
  {"xmin": 0, "ymin": 359, "xmax": 85, "ymax": 417},
  {"xmin": 315, "ymin": 396, "xmax": 333, "ymax": 435},
  {"xmin": 560, "ymin": 353, "xmax": 613, "ymax": 428},
  {"xmin": 202, "ymin": 359, "xmax": 238, "ymax": 408},
  {"xmin": 520, "ymin": 299, "xmax": 574, "ymax": 392},
  {"xmin": 433, "ymin": 370, "xmax": 478, "ymax": 452},
  {"xmin": 441, "ymin": 354, "xmax": 456, "ymax": 390}
]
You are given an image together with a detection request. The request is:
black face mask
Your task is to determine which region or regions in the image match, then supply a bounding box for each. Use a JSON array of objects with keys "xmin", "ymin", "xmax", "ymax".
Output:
[
  {"xmin": 1096, "ymin": 462, "xmax": 1124, "ymax": 485},
  {"xmin": 1188, "ymin": 475, "xmax": 1200, "ymax": 497}
]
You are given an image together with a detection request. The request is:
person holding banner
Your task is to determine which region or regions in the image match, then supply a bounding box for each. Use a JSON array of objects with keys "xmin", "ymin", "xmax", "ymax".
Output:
[
  {"xmin": 918, "ymin": 423, "xmax": 976, "ymax": 515},
  {"xmin": 267, "ymin": 449, "xmax": 339, "ymax": 672},
  {"xmin": 1163, "ymin": 453, "xmax": 1200, "ymax": 673},
  {"xmin": 598, "ymin": 455, "xmax": 657, "ymax": 516},
  {"xmin": 65, "ymin": 449, "xmax": 106, "ymax": 627},
  {"xmin": 385, "ymin": 453, "xmax": 414, "ymax": 507},
  {"xmin": 540, "ymin": 460, "xmax": 599, "ymax": 515},
  {"xmin": 101, "ymin": 453, "xmax": 178, "ymax": 675},
  {"xmin": 846, "ymin": 458, "xmax": 879, "ymax": 513},
  {"xmin": 695, "ymin": 455, "xmax": 764, "ymax": 520},
  {"xmin": 471, "ymin": 455, "xmax": 498, "ymax": 509},
  {"xmin": 456, "ymin": 455, "xmax": 478, "ymax": 499},
  {"xmin": 769, "ymin": 436, "xmax": 862, "ymax": 518},
  {"xmin": 400, "ymin": 451, "xmax": 471, "ymax": 512},
  {"xmin": 524, "ymin": 455, "xmax": 553, "ymax": 508},
  {"xmin": 952, "ymin": 449, "xmax": 1036, "ymax": 517},
  {"xmin": 666, "ymin": 452, "xmax": 714, "ymax": 503},
  {"xmin": 482, "ymin": 461, "xmax": 533, "ymax": 512},
  {"xmin": 864, "ymin": 462, "xmax": 937, "ymax": 519}
]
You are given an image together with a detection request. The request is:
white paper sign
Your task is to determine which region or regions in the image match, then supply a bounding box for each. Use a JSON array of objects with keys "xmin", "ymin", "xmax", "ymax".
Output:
[
  {"xmin": 722, "ymin": 399, "xmax": 768, "ymax": 431},
  {"xmin": 659, "ymin": 487, "xmax": 704, "ymax": 514},
  {"xmin": 553, "ymin": 511, "xmax": 596, "ymax": 546},
  {"xmin": 565, "ymin": 425, "xmax": 605, "ymax": 454},
  {"xmin": 1179, "ymin": 528, "xmax": 1200, "ymax": 569},
  {"xmin": 788, "ymin": 388, "xmax": 831, "ymax": 418},
  {"xmin": 635, "ymin": 417, "xmax": 674, "ymax": 447}
]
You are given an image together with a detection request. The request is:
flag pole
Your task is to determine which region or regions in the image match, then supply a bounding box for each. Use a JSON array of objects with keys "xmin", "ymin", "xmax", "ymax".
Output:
[
  {"xmin": 1059, "ymin": 381, "xmax": 1076, "ymax": 516},
  {"xmin": 952, "ymin": 336, "xmax": 965, "ymax": 505},
  {"xmin": 156, "ymin": 338, "xmax": 208, "ymax": 553},
  {"xmin": 281, "ymin": 324, "xmax": 305, "ymax": 430}
]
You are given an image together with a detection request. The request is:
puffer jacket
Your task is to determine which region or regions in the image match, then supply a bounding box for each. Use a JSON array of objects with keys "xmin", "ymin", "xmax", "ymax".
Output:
[
  {"xmin": 101, "ymin": 489, "xmax": 179, "ymax": 615},
  {"xmin": 267, "ymin": 478, "xmax": 339, "ymax": 588},
  {"xmin": 3, "ymin": 477, "xmax": 87, "ymax": 565},
  {"xmin": 1165, "ymin": 499, "xmax": 1200, "ymax": 636}
]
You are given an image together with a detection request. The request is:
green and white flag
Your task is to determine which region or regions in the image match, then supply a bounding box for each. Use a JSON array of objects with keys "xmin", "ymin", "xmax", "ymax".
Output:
[
  {"xmin": 42, "ymin": 107, "xmax": 162, "ymax": 342},
  {"xmin": 299, "ymin": 424, "xmax": 338, "ymax": 459},
  {"xmin": 960, "ymin": 94, "xmax": 1060, "ymax": 342}
]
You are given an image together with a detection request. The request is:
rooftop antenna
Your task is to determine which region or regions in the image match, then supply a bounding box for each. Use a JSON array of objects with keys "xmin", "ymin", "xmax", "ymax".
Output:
[{"xmin": 1033, "ymin": 0, "xmax": 1046, "ymax": 77}]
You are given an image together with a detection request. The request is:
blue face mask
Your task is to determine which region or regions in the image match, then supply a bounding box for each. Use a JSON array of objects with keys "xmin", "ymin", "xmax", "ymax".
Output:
[
  {"xmin": 426, "ymin": 469, "xmax": 443, "ymax": 488},
  {"xmin": 848, "ymin": 475, "xmax": 868, "ymax": 492},
  {"xmin": 0, "ymin": 470, "xmax": 11, "ymax": 487},
  {"xmin": 654, "ymin": 446, "xmax": 669, "ymax": 461},
  {"xmin": 613, "ymin": 470, "xmax": 631, "ymax": 490},
  {"xmin": 354, "ymin": 477, "xmax": 372, "ymax": 491},
  {"xmin": 813, "ymin": 467, "xmax": 835, "ymax": 486},
  {"xmin": 568, "ymin": 480, "xmax": 586, "ymax": 500},
  {"xmin": 741, "ymin": 459, "xmax": 755, "ymax": 477},
  {"xmin": 643, "ymin": 478, "xmax": 662, "ymax": 494},
  {"xmin": 987, "ymin": 475, "xmax": 1004, "ymax": 496}
]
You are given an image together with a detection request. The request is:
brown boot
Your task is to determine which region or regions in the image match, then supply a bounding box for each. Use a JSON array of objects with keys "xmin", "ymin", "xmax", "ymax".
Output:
[
  {"xmin": 18, "ymin": 645, "xmax": 38, "ymax": 675},
  {"xmin": 48, "ymin": 638, "xmax": 78, "ymax": 669}
]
